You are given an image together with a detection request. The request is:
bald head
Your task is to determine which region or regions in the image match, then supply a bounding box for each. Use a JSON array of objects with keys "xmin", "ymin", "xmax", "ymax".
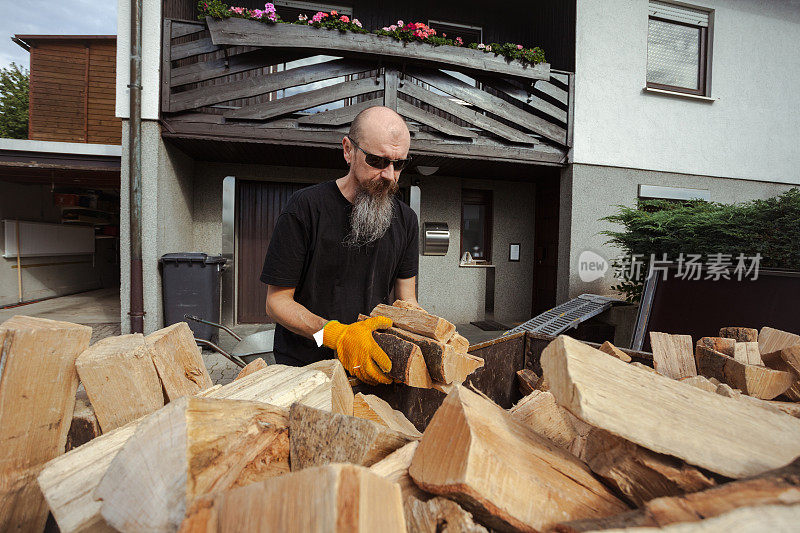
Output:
[{"xmin": 348, "ymin": 106, "xmax": 410, "ymax": 148}]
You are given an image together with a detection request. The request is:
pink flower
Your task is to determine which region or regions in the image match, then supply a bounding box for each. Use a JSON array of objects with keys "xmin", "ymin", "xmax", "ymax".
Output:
[
  {"xmin": 264, "ymin": 2, "xmax": 275, "ymax": 11},
  {"xmin": 354, "ymin": 19, "xmax": 362, "ymax": 28},
  {"xmin": 455, "ymin": 37, "xmax": 463, "ymax": 46},
  {"xmin": 340, "ymin": 15, "xmax": 349, "ymax": 22},
  {"xmin": 389, "ymin": 24, "xmax": 397, "ymax": 31},
  {"xmin": 382, "ymin": 26, "xmax": 390, "ymax": 31},
  {"xmin": 330, "ymin": 10, "xmax": 337, "ymax": 15},
  {"xmin": 231, "ymin": 6, "xmax": 244, "ymax": 14},
  {"xmin": 517, "ymin": 44, "xmax": 523, "ymax": 50},
  {"xmin": 477, "ymin": 43, "xmax": 485, "ymax": 49},
  {"xmin": 397, "ymin": 20, "xmax": 404, "ymax": 26}
]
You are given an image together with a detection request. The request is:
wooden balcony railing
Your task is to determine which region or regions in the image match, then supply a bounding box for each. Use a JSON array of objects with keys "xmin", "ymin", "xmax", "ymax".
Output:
[{"xmin": 161, "ymin": 18, "xmax": 573, "ymax": 165}]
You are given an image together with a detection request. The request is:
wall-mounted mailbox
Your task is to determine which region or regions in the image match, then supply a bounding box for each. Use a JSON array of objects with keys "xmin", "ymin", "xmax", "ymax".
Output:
[{"xmin": 423, "ymin": 222, "xmax": 449, "ymax": 256}]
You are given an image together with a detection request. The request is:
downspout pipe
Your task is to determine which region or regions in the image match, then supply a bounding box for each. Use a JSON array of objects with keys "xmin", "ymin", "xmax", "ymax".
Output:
[{"xmin": 128, "ymin": 0, "xmax": 145, "ymax": 333}]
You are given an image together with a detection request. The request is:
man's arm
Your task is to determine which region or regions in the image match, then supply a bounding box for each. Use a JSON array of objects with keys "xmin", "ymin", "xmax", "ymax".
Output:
[
  {"xmin": 394, "ymin": 276, "xmax": 421, "ymax": 308},
  {"xmin": 266, "ymin": 285, "xmax": 327, "ymax": 339}
]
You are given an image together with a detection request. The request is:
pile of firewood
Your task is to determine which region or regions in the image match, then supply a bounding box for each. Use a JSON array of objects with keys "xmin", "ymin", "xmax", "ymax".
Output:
[{"xmin": 2, "ymin": 311, "xmax": 800, "ymax": 532}]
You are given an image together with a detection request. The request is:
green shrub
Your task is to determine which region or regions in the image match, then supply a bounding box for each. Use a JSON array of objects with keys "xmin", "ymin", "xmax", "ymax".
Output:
[{"xmin": 602, "ymin": 188, "xmax": 800, "ymax": 302}]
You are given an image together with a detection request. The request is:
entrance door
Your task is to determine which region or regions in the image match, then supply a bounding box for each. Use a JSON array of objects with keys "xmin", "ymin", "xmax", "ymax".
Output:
[
  {"xmin": 237, "ymin": 180, "xmax": 306, "ymax": 323},
  {"xmin": 532, "ymin": 174, "xmax": 560, "ymax": 315}
]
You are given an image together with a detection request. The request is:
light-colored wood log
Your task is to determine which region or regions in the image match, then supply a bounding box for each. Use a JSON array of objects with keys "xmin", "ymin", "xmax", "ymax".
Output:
[
  {"xmin": 761, "ymin": 345, "xmax": 800, "ymax": 400},
  {"xmin": 733, "ymin": 341, "xmax": 763, "ymax": 366},
  {"xmin": 447, "ymin": 332, "xmax": 470, "ymax": 353},
  {"xmin": 38, "ymin": 364, "xmax": 327, "ymax": 533},
  {"xmin": 630, "ymin": 362, "xmax": 657, "ymax": 374},
  {"xmin": 305, "ymin": 359, "xmax": 354, "ymax": 415},
  {"xmin": 768, "ymin": 400, "xmax": 800, "ymax": 418},
  {"xmin": 758, "ymin": 326, "xmax": 800, "ymax": 355},
  {"xmin": 553, "ymin": 458, "xmax": 800, "ymax": 532},
  {"xmin": 178, "ymin": 464, "xmax": 406, "ymax": 533},
  {"xmin": 599, "ymin": 341, "xmax": 632, "ymax": 362},
  {"xmin": 233, "ymin": 358, "xmax": 268, "ymax": 381},
  {"xmin": 145, "ymin": 322, "xmax": 213, "ymax": 400},
  {"xmin": 509, "ymin": 390, "xmax": 589, "ymax": 458},
  {"xmin": 289, "ymin": 403, "xmax": 413, "ymax": 471},
  {"xmin": 541, "ymin": 335, "xmax": 800, "ymax": 478},
  {"xmin": 38, "ymin": 420, "xmax": 138, "ymax": 533},
  {"xmin": 405, "ymin": 497, "xmax": 488, "ymax": 533},
  {"xmin": 696, "ymin": 336, "xmax": 735, "ymax": 357},
  {"xmin": 409, "ymin": 386, "xmax": 628, "ymax": 532},
  {"xmin": 0, "ymin": 316, "xmax": 91, "ymax": 532},
  {"xmin": 353, "ymin": 393, "xmax": 422, "ymax": 439},
  {"xmin": 580, "ymin": 427, "xmax": 716, "ymax": 508},
  {"xmin": 370, "ymin": 303, "xmax": 455, "ymax": 343},
  {"xmin": 205, "ymin": 364, "xmax": 329, "ymax": 406},
  {"xmin": 516, "ymin": 369, "xmax": 539, "ymax": 396},
  {"xmin": 678, "ymin": 375, "xmax": 718, "ymax": 393},
  {"xmin": 76, "ymin": 333, "xmax": 164, "ymax": 432},
  {"xmin": 370, "ymin": 441, "xmax": 427, "ymax": 501},
  {"xmin": 719, "ymin": 326, "xmax": 758, "ymax": 343},
  {"xmin": 712, "ymin": 383, "xmax": 800, "ymax": 419},
  {"xmin": 372, "ymin": 331, "xmax": 434, "ymax": 389},
  {"xmin": 649, "ymin": 332, "xmax": 696, "ymax": 379},
  {"xmin": 66, "ymin": 389, "xmax": 101, "ymax": 452},
  {"xmin": 96, "ymin": 397, "xmax": 290, "ymax": 533},
  {"xmin": 695, "ymin": 345, "xmax": 793, "ymax": 399}
]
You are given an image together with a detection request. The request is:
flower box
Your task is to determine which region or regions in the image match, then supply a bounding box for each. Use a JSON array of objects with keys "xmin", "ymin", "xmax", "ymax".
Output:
[{"xmin": 205, "ymin": 18, "xmax": 550, "ymax": 81}]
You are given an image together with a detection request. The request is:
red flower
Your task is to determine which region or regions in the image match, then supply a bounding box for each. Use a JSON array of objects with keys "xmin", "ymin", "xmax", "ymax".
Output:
[{"xmin": 331, "ymin": 10, "xmax": 337, "ymax": 15}]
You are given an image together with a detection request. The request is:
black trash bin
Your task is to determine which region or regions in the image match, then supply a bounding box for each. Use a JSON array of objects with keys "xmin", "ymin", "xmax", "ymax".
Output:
[{"xmin": 159, "ymin": 252, "xmax": 226, "ymax": 342}]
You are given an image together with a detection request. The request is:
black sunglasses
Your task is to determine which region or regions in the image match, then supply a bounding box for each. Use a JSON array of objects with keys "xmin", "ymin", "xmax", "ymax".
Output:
[{"xmin": 347, "ymin": 137, "xmax": 412, "ymax": 171}]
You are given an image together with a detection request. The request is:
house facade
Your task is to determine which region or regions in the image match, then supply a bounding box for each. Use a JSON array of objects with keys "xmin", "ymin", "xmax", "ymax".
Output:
[{"xmin": 115, "ymin": 0, "xmax": 800, "ymax": 334}]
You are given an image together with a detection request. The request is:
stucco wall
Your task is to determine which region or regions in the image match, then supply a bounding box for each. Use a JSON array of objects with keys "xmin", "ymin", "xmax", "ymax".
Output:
[
  {"xmin": 573, "ymin": 0, "xmax": 800, "ymax": 184},
  {"xmin": 558, "ymin": 163, "xmax": 796, "ymax": 301}
]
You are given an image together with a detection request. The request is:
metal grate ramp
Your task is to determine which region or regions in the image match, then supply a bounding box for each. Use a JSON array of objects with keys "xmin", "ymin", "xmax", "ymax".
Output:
[{"xmin": 505, "ymin": 294, "xmax": 623, "ymax": 337}]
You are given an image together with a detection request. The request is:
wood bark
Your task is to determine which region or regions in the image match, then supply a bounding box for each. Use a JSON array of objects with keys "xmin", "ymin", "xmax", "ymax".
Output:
[
  {"xmin": 719, "ymin": 327, "xmax": 758, "ymax": 343},
  {"xmin": 696, "ymin": 337, "xmax": 735, "ymax": 357},
  {"xmin": 405, "ymin": 497, "xmax": 488, "ymax": 533},
  {"xmin": 371, "ymin": 303, "xmax": 456, "ymax": 343},
  {"xmin": 599, "ymin": 341, "xmax": 632, "ymax": 362},
  {"xmin": 516, "ymin": 369, "xmax": 540, "ymax": 396},
  {"xmin": 145, "ymin": 322, "xmax": 213, "ymax": 400},
  {"xmin": 369, "ymin": 441, "xmax": 427, "ymax": 501},
  {"xmin": 372, "ymin": 331, "xmax": 434, "ymax": 388},
  {"xmin": 179, "ymin": 464, "xmax": 406, "ymax": 533},
  {"xmin": 649, "ymin": 332, "xmax": 696, "ymax": 379},
  {"xmin": 96, "ymin": 397, "xmax": 290, "ymax": 533},
  {"xmin": 76, "ymin": 333, "xmax": 164, "ymax": 432},
  {"xmin": 695, "ymin": 345, "xmax": 794, "ymax": 400},
  {"xmin": 234, "ymin": 357, "xmax": 268, "ymax": 381},
  {"xmin": 409, "ymin": 386, "xmax": 628, "ymax": 533},
  {"xmin": 353, "ymin": 393, "xmax": 422, "ymax": 439},
  {"xmin": 0, "ymin": 316, "xmax": 91, "ymax": 532},
  {"xmin": 289, "ymin": 403, "xmax": 413, "ymax": 471},
  {"xmin": 553, "ymin": 457, "xmax": 800, "ymax": 532},
  {"xmin": 66, "ymin": 389, "xmax": 102, "ymax": 452},
  {"xmin": 305, "ymin": 359, "xmax": 354, "ymax": 415},
  {"xmin": 761, "ymin": 345, "xmax": 800, "ymax": 400},
  {"xmin": 758, "ymin": 326, "xmax": 800, "ymax": 355},
  {"xmin": 580, "ymin": 428, "xmax": 716, "ymax": 508},
  {"xmin": 541, "ymin": 335, "xmax": 800, "ymax": 478},
  {"xmin": 509, "ymin": 390, "xmax": 589, "ymax": 458}
]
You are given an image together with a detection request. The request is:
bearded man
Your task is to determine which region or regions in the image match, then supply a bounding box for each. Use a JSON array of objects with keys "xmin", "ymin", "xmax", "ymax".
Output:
[{"xmin": 261, "ymin": 106, "xmax": 419, "ymax": 384}]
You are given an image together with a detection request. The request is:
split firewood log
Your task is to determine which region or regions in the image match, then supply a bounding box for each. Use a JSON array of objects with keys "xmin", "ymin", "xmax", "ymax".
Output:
[
  {"xmin": 145, "ymin": 322, "xmax": 213, "ymax": 399},
  {"xmin": 649, "ymin": 332, "xmax": 696, "ymax": 379},
  {"xmin": 353, "ymin": 393, "xmax": 422, "ymax": 439},
  {"xmin": 371, "ymin": 303, "xmax": 456, "ymax": 343},
  {"xmin": 695, "ymin": 344, "xmax": 793, "ymax": 399}
]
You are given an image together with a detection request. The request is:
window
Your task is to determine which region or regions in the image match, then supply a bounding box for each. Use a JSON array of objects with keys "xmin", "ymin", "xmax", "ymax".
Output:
[
  {"xmin": 647, "ymin": 1, "xmax": 712, "ymax": 96},
  {"xmin": 461, "ymin": 189, "xmax": 492, "ymax": 262}
]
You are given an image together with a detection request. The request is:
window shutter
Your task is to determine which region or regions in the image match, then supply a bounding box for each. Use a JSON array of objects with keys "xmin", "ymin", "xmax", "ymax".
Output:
[{"xmin": 649, "ymin": 1, "xmax": 709, "ymax": 27}]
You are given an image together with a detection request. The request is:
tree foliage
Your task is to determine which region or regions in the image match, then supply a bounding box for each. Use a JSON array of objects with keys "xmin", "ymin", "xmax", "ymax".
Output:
[
  {"xmin": 602, "ymin": 188, "xmax": 800, "ymax": 302},
  {"xmin": 0, "ymin": 63, "xmax": 29, "ymax": 139}
]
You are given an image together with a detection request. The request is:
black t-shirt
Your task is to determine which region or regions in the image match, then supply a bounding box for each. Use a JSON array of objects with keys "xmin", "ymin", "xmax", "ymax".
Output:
[{"xmin": 260, "ymin": 180, "xmax": 419, "ymax": 365}]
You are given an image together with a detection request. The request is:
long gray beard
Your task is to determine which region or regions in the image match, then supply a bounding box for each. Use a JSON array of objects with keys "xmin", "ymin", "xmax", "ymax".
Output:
[{"xmin": 345, "ymin": 189, "xmax": 395, "ymax": 247}]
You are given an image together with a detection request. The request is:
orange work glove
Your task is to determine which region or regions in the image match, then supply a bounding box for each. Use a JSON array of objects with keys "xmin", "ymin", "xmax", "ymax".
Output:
[{"xmin": 323, "ymin": 316, "xmax": 393, "ymax": 385}]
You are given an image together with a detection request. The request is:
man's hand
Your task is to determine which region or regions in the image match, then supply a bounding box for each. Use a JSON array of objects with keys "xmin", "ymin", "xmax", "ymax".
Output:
[{"xmin": 323, "ymin": 317, "xmax": 393, "ymax": 385}]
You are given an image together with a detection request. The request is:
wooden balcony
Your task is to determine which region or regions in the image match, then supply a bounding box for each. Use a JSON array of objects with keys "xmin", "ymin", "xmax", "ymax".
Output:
[{"xmin": 161, "ymin": 18, "xmax": 573, "ymax": 171}]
